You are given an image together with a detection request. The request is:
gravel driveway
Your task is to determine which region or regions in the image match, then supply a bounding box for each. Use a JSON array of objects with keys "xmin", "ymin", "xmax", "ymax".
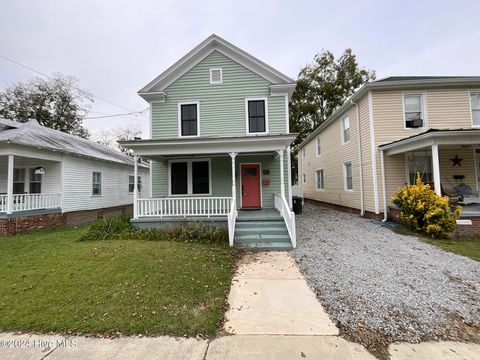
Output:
[{"xmin": 291, "ymin": 202, "xmax": 480, "ymax": 346}]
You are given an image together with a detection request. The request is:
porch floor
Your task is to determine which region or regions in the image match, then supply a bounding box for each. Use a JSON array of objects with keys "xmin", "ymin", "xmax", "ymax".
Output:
[{"xmin": 460, "ymin": 204, "xmax": 480, "ymax": 217}]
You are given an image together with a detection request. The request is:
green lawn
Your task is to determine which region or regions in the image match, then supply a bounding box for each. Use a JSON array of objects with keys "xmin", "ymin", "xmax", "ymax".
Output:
[
  {"xmin": 423, "ymin": 238, "xmax": 480, "ymax": 261},
  {"xmin": 0, "ymin": 227, "xmax": 237, "ymax": 337}
]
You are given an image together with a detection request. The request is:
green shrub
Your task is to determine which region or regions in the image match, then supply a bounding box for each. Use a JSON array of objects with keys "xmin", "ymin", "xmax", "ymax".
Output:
[
  {"xmin": 78, "ymin": 216, "xmax": 132, "ymax": 241},
  {"xmin": 79, "ymin": 218, "xmax": 227, "ymax": 244},
  {"xmin": 391, "ymin": 175, "xmax": 462, "ymax": 238}
]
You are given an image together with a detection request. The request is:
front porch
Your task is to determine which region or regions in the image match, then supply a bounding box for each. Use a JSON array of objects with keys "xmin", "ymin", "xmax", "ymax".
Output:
[
  {"xmin": 0, "ymin": 154, "xmax": 62, "ymax": 215},
  {"xmin": 122, "ymin": 134, "xmax": 297, "ymax": 248},
  {"xmin": 380, "ymin": 129, "xmax": 480, "ymax": 222}
]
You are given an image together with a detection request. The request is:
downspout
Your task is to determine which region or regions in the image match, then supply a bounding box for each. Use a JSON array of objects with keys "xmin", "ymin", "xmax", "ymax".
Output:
[
  {"xmin": 380, "ymin": 149, "xmax": 388, "ymax": 222},
  {"xmin": 351, "ymin": 100, "xmax": 365, "ymax": 216}
]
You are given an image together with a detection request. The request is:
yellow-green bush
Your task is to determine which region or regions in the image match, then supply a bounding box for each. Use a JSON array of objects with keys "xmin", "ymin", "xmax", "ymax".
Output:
[{"xmin": 391, "ymin": 175, "xmax": 462, "ymax": 238}]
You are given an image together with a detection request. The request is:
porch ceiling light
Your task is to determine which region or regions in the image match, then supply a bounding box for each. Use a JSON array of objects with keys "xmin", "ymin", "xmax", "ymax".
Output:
[{"xmin": 34, "ymin": 166, "xmax": 45, "ymax": 175}]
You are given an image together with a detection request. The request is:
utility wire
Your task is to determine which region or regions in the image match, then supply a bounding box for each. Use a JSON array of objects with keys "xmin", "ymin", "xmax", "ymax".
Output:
[
  {"xmin": 84, "ymin": 108, "xmax": 149, "ymax": 120},
  {"xmin": 0, "ymin": 54, "xmax": 148, "ymax": 117}
]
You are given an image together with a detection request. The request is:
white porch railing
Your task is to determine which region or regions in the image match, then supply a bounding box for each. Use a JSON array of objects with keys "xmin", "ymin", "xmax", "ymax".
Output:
[
  {"xmin": 274, "ymin": 193, "xmax": 297, "ymax": 248},
  {"xmin": 137, "ymin": 197, "xmax": 232, "ymax": 218},
  {"xmin": 0, "ymin": 193, "xmax": 62, "ymax": 213},
  {"xmin": 227, "ymin": 196, "xmax": 237, "ymax": 246}
]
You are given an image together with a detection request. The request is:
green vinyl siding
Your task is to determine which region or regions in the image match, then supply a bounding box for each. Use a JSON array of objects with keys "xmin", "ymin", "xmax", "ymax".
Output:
[
  {"xmin": 151, "ymin": 155, "xmax": 289, "ymax": 209},
  {"xmin": 151, "ymin": 51, "xmax": 287, "ymax": 139}
]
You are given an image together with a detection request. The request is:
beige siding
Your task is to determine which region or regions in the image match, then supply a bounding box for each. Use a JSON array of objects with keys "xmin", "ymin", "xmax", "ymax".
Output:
[{"xmin": 301, "ymin": 104, "xmax": 362, "ymax": 209}]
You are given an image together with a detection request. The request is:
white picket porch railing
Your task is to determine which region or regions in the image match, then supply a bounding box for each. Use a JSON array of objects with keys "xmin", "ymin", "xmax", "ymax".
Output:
[
  {"xmin": 274, "ymin": 192, "xmax": 296, "ymax": 248},
  {"xmin": 137, "ymin": 197, "xmax": 232, "ymax": 218},
  {"xmin": 227, "ymin": 196, "xmax": 237, "ymax": 247},
  {"xmin": 0, "ymin": 193, "xmax": 62, "ymax": 213}
]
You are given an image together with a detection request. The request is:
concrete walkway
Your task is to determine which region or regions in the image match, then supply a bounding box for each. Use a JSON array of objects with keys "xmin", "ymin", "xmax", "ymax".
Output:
[{"xmin": 224, "ymin": 251, "xmax": 338, "ymax": 335}]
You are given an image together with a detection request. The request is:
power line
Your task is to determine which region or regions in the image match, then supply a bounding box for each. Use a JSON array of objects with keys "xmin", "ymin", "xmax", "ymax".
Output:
[
  {"xmin": 0, "ymin": 54, "xmax": 148, "ymax": 117},
  {"xmin": 84, "ymin": 108, "xmax": 149, "ymax": 120}
]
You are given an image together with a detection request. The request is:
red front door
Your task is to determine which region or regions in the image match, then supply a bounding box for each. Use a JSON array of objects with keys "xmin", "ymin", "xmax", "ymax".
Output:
[{"xmin": 241, "ymin": 164, "xmax": 261, "ymax": 208}]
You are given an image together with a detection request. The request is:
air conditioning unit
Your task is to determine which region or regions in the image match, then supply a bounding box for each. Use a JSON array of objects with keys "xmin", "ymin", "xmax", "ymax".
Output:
[{"xmin": 406, "ymin": 119, "xmax": 423, "ymax": 128}]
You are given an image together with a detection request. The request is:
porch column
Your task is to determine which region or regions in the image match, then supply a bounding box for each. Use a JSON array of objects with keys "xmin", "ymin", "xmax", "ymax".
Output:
[
  {"xmin": 133, "ymin": 155, "xmax": 138, "ymax": 219},
  {"xmin": 229, "ymin": 152, "xmax": 237, "ymax": 201},
  {"xmin": 277, "ymin": 149, "xmax": 285, "ymax": 198},
  {"xmin": 6, "ymin": 154, "xmax": 14, "ymax": 214},
  {"xmin": 431, "ymin": 144, "xmax": 441, "ymax": 195}
]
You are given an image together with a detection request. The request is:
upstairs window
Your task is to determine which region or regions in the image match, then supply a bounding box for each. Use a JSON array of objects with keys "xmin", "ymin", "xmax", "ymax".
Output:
[
  {"xmin": 92, "ymin": 172, "xmax": 102, "ymax": 196},
  {"xmin": 29, "ymin": 169, "xmax": 42, "ymax": 194},
  {"xmin": 210, "ymin": 68, "xmax": 222, "ymax": 84},
  {"xmin": 316, "ymin": 136, "xmax": 321, "ymax": 155},
  {"xmin": 471, "ymin": 92, "xmax": 480, "ymax": 127},
  {"xmin": 404, "ymin": 94, "xmax": 424, "ymax": 128},
  {"xmin": 13, "ymin": 168, "xmax": 25, "ymax": 194},
  {"xmin": 179, "ymin": 102, "xmax": 199, "ymax": 137},
  {"xmin": 344, "ymin": 162, "xmax": 353, "ymax": 191},
  {"xmin": 246, "ymin": 99, "xmax": 267, "ymax": 134},
  {"xmin": 342, "ymin": 115, "xmax": 350, "ymax": 143}
]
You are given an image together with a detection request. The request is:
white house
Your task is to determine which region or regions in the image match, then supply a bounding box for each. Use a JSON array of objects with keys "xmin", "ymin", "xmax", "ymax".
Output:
[{"xmin": 0, "ymin": 118, "xmax": 150, "ymax": 235}]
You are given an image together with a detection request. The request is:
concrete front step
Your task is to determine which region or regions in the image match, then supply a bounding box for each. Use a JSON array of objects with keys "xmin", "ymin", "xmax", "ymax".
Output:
[
  {"xmin": 235, "ymin": 227, "xmax": 288, "ymax": 235},
  {"xmin": 234, "ymin": 218, "xmax": 291, "ymax": 249},
  {"xmin": 235, "ymin": 234, "xmax": 291, "ymax": 244}
]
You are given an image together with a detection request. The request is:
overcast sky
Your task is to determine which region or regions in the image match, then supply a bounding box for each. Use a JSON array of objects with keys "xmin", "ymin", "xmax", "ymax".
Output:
[{"xmin": 1, "ymin": 0, "xmax": 479, "ymax": 138}]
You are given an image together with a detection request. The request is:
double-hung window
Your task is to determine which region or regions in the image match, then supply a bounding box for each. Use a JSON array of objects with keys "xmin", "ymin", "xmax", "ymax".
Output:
[
  {"xmin": 13, "ymin": 168, "xmax": 25, "ymax": 194},
  {"xmin": 179, "ymin": 103, "xmax": 199, "ymax": 137},
  {"xmin": 404, "ymin": 94, "xmax": 424, "ymax": 128},
  {"xmin": 316, "ymin": 169, "xmax": 324, "ymax": 190},
  {"xmin": 344, "ymin": 162, "xmax": 353, "ymax": 191},
  {"xmin": 29, "ymin": 169, "xmax": 42, "ymax": 194},
  {"xmin": 170, "ymin": 160, "xmax": 210, "ymax": 195},
  {"xmin": 471, "ymin": 92, "xmax": 480, "ymax": 127},
  {"xmin": 92, "ymin": 172, "xmax": 102, "ymax": 196},
  {"xmin": 128, "ymin": 175, "xmax": 142, "ymax": 193},
  {"xmin": 342, "ymin": 115, "xmax": 350, "ymax": 143},
  {"xmin": 316, "ymin": 136, "xmax": 321, "ymax": 156},
  {"xmin": 246, "ymin": 99, "xmax": 267, "ymax": 134}
]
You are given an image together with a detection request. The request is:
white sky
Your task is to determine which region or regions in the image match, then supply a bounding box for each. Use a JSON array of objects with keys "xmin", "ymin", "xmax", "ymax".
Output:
[{"xmin": 1, "ymin": 0, "xmax": 479, "ymax": 138}]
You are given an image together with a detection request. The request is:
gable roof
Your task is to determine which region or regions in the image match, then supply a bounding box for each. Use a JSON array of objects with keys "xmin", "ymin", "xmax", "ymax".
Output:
[
  {"xmin": 138, "ymin": 34, "xmax": 295, "ymax": 100},
  {"xmin": 0, "ymin": 118, "xmax": 145, "ymax": 167},
  {"xmin": 297, "ymin": 76, "xmax": 480, "ymax": 150}
]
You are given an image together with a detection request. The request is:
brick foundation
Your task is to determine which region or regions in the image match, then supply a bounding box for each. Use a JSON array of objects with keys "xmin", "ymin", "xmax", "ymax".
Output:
[
  {"xmin": 0, "ymin": 204, "xmax": 133, "ymax": 236},
  {"xmin": 304, "ymin": 198, "xmax": 384, "ymax": 220}
]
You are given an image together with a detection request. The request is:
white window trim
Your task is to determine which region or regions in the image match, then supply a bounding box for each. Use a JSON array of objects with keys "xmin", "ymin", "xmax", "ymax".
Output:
[
  {"xmin": 128, "ymin": 174, "xmax": 142, "ymax": 194},
  {"xmin": 402, "ymin": 91, "xmax": 428, "ymax": 130},
  {"xmin": 168, "ymin": 158, "xmax": 212, "ymax": 196},
  {"xmin": 245, "ymin": 97, "xmax": 269, "ymax": 135},
  {"xmin": 469, "ymin": 89, "xmax": 480, "ymax": 128},
  {"xmin": 343, "ymin": 162, "xmax": 353, "ymax": 192},
  {"xmin": 316, "ymin": 136, "xmax": 321, "ymax": 156},
  {"xmin": 209, "ymin": 68, "xmax": 223, "ymax": 84},
  {"xmin": 302, "ymin": 173, "xmax": 306, "ymax": 184},
  {"xmin": 178, "ymin": 101, "xmax": 200, "ymax": 138},
  {"xmin": 92, "ymin": 171, "xmax": 102, "ymax": 197},
  {"xmin": 341, "ymin": 114, "xmax": 351, "ymax": 144},
  {"xmin": 315, "ymin": 168, "xmax": 324, "ymax": 191}
]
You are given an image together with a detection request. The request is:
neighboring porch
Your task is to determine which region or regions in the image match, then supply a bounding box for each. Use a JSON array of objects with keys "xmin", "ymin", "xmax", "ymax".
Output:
[
  {"xmin": 379, "ymin": 129, "xmax": 480, "ymax": 219},
  {"xmin": 0, "ymin": 154, "xmax": 62, "ymax": 215},
  {"xmin": 121, "ymin": 134, "xmax": 297, "ymax": 248}
]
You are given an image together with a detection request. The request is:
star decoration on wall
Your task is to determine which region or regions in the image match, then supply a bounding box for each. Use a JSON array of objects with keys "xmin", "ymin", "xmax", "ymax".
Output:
[{"xmin": 450, "ymin": 155, "xmax": 463, "ymax": 167}]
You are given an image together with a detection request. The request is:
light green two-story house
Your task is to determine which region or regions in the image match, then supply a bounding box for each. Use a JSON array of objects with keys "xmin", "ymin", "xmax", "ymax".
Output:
[{"xmin": 121, "ymin": 35, "xmax": 297, "ymax": 249}]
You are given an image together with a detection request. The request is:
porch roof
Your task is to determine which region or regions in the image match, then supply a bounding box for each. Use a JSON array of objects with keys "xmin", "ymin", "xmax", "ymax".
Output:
[
  {"xmin": 119, "ymin": 134, "xmax": 297, "ymax": 158},
  {"xmin": 379, "ymin": 128, "xmax": 480, "ymax": 156}
]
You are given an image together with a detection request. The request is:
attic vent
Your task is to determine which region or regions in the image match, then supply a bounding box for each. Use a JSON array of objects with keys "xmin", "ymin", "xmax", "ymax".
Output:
[{"xmin": 210, "ymin": 68, "xmax": 222, "ymax": 84}]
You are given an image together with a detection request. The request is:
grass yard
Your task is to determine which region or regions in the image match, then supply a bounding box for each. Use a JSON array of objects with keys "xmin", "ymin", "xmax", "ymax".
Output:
[
  {"xmin": 0, "ymin": 227, "xmax": 237, "ymax": 337},
  {"xmin": 392, "ymin": 224, "xmax": 480, "ymax": 261}
]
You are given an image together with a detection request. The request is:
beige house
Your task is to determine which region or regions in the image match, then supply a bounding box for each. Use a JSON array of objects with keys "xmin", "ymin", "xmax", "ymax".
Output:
[{"xmin": 298, "ymin": 76, "xmax": 480, "ymax": 225}]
